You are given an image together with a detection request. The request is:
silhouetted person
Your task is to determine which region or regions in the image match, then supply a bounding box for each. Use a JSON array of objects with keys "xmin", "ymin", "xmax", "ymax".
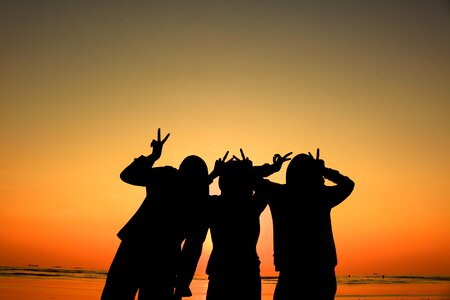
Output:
[
  {"xmin": 256, "ymin": 149, "xmax": 355, "ymax": 300},
  {"xmin": 101, "ymin": 129, "xmax": 216, "ymax": 300},
  {"xmin": 174, "ymin": 152, "xmax": 228, "ymax": 300},
  {"xmin": 204, "ymin": 150, "xmax": 290, "ymax": 300}
]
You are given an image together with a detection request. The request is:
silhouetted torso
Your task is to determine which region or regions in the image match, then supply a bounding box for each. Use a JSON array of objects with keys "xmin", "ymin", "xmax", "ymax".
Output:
[
  {"xmin": 206, "ymin": 194, "xmax": 265, "ymax": 276},
  {"xmin": 102, "ymin": 156, "xmax": 186, "ymax": 300},
  {"xmin": 205, "ymin": 159, "xmax": 267, "ymax": 300},
  {"xmin": 256, "ymin": 159, "xmax": 354, "ymax": 300},
  {"xmin": 118, "ymin": 165, "xmax": 183, "ymax": 242},
  {"xmin": 263, "ymin": 184, "xmax": 338, "ymax": 273}
]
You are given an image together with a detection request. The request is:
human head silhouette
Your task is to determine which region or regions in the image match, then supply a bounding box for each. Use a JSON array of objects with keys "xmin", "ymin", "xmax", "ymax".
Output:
[
  {"xmin": 286, "ymin": 154, "xmax": 324, "ymax": 190},
  {"xmin": 218, "ymin": 159, "xmax": 254, "ymax": 197},
  {"xmin": 179, "ymin": 155, "xmax": 209, "ymax": 195}
]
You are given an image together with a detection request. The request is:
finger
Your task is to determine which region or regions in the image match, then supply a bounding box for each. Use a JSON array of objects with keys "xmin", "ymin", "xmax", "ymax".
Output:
[
  {"xmin": 157, "ymin": 128, "xmax": 161, "ymax": 142},
  {"xmin": 283, "ymin": 152, "xmax": 293, "ymax": 159},
  {"xmin": 232, "ymin": 155, "xmax": 240, "ymax": 161},
  {"xmin": 151, "ymin": 139, "xmax": 156, "ymax": 147},
  {"xmin": 161, "ymin": 133, "xmax": 170, "ymax": 144},
  {"xmin": 222, "ymin": 151, "xmax": 229, "ymax": 161},
  {"xmin": 308, "ymin": 152, "xmax": 314, "ymax": 158},
  {"xmin": 240, "ymin": 148, "xmax": 246, "ymax": 160},
  {"xmin": 316, "ymin": 148, "xmax": 320, "ymax": 160}
]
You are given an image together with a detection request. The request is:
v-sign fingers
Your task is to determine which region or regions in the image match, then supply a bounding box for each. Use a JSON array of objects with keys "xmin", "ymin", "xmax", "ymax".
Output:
[
  {"xmin": 161, "ymin": 133, "xmax": 170, "ymax": 144},
  {"xmin": 240, "ymin": 148, "xmax": 246, "ymax": 160},
  {"xmin": 283, "ymin": 152, "xmax": 293, "ymax": 160},
  {"xmin": 157, "ymin": 128, "xmax": 161, "ymax": 142},
  {"xmin": 222, "ymin": 151, "xmax": 229, "ymax": 162}
]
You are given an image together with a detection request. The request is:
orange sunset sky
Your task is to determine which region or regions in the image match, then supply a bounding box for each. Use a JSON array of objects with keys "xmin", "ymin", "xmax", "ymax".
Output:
[{"xmin": 1, "ymin": 1, "xmax": 449, "ymax": 276}]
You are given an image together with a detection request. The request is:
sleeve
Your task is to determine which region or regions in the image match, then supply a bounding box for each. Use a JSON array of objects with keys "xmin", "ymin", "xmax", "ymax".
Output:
[
  {"xmin": 119, "ymin": 155, "xmax": 157, "ymax": 186},
  {"xmin": 253, "ymin": 163, "xmax": 276, "ymax": 178},
  {"xmin": 322, "ymin": 167, "xmax": 355, "ymax": 208}
]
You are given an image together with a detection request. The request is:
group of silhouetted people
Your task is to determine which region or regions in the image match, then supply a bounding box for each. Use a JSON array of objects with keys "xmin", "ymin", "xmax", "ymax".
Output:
[{"xmin": 101, "ymin": 129, "xmax": 355, "ymax": 300}]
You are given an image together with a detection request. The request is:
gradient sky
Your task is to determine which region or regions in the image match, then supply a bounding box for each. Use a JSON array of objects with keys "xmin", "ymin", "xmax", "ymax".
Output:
[{"xmin": 1, "ymin": 1, "xmax": 449, "ymax": 276}]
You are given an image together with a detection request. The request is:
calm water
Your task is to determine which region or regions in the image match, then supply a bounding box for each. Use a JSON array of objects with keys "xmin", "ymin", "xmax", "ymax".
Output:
[{"xmin": 0, "ymin": 266, "xmax": 449, "ymax": 300}]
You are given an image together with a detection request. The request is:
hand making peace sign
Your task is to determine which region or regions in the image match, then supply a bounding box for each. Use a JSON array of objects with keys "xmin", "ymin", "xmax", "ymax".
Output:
[
  {"xmin": 150, "ymin": 128, "xmax": 170, "ymax": 160},
  {"xmin": 308, "ymin": 148, "xmax": 325, "ymax": 170}
]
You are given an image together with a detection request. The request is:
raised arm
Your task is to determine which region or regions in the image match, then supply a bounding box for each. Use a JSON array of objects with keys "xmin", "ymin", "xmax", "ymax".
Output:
[
  {"xmin": 208, "ymin": 151, "xmax": 229, "ymax": 184},
  {"xmin": 309, "ymin": 148, "xmax": 355, "ymax": 208},
  {"xmin": 120, "ymin": 128, "xmax": 170, "ymax": 186},
  {"xmin": 253, "ymin": 152, "xmax": 292, "ymax": 178},
  {"xmin": 323, "ymin": 167, "xmax": 355, "ymax": 208}
]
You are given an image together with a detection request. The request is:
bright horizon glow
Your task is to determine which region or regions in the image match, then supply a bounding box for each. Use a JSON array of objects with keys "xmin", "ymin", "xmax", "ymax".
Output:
[{"xmin": 1, "ymin": 1, "xmax": 449, "ymax": 276}]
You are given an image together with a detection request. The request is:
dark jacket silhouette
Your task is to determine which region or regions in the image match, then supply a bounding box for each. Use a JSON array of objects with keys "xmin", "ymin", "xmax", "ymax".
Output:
[
  {"xmin": 256, "ymin": 153, "xmax": 354, "ymax": 300},
  {"xmin": 101, "ymin": 130, "xmax": 211, "ymax": 300},
  {"xmin": 102, "ymin": 155, "xmax": 183, "ymax": 300}
]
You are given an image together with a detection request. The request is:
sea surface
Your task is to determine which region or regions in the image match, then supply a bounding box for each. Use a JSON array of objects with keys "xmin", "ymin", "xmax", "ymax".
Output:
[{"xmin": 0, "ymin": 266, "xmax": 449, "ymax": 300}]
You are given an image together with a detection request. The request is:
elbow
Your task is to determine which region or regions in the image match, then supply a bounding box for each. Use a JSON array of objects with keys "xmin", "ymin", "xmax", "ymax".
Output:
[
  {"xmin": 120, "ymin": 170, "xmax": 135, "ymax": 185},
  {"xmin": 120, "ymin": 170, "xmax": 128, "ymax": 183},
  {"xmin": 339, "ymin": 177, "xmax": 355, "ymax": 197},
  {"xmin": 347, "ymin": 179, "xmax": 355, "ymax": 194}
]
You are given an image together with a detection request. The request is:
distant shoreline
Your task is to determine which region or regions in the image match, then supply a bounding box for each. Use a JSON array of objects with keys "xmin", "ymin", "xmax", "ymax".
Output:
[{"xmin": 1, "ymin": 265, "xmax": 450, "ymax": 285}]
